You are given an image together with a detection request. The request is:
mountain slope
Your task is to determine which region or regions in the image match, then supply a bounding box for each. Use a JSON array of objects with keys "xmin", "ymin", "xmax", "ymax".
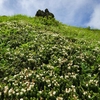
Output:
[{"xmin": 0, "ymin": 15, "xmax": 100, "ymax": 100}]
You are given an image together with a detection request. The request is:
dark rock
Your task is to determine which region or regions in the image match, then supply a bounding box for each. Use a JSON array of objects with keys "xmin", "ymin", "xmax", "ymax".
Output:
[{"xmin": 35, "ymin": 8, "xmax": 54, "ymax": 18}]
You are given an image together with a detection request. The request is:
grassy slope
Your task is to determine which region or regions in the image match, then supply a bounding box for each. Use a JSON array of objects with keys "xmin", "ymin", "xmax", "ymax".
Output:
[{"xmin": 0, "ymin": 15, "xmax": 100, "ymax": 100}]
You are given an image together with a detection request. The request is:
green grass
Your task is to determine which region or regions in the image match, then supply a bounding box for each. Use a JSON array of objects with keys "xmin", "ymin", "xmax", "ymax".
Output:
[{"xmin": 0, "ymin": 15, "xmax": 100, "ymax": 100}]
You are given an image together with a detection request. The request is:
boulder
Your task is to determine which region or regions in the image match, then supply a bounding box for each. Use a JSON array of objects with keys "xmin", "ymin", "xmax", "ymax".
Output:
[{"xmin": 35, "ymin": 8, "xmax": 54, "ymax": 18}]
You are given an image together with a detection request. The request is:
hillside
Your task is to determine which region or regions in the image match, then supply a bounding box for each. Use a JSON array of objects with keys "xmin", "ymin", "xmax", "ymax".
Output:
[{"xmin": 0, "ymin": 15, "xmax": 100, "ymax": 100}]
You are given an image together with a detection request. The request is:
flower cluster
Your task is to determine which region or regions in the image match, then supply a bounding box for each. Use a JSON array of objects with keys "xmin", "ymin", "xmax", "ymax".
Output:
[{"xmin": 0, "ymin": 15, "xmax": 100, "ymax": 99}]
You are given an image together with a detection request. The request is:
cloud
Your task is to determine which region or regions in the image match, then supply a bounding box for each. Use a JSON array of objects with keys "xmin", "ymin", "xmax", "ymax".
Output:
[
  {"xmin": 0, "ymin": 0, "xmax": 100, "ymax": 29},
  {"xmin": 56, "ymin": 0, "xmax": 96, "ymax": 26},
  {"xmin": 86, "ymin": 4, "xmax": 100, "ymax": 29},
  {"xmin": 0, "ymin": 0, "xmax": 14, "ymax": 15},
  {"xmin": 18, "ymin": 0, "xmax": 65, "ymax": 15}
]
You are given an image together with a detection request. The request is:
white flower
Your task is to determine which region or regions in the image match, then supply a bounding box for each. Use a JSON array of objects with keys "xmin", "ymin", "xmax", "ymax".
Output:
[
  {"xmin": 8, "ymin": 88, "xmax": 15, "ymax": 95},
  {"xmin": 27, "ymin": 84, "xmax": 35, "ymax": 91},
  {"xmin": 0, "ymin": 92, "xmax": 2, "ymax": 96},
  {"xmin": 20, "ymin": 75, "xmax": 23, "ymax": 78},
  {"xmin": 65, "ymin": 88, "xmax": 71, "ymax": 93},
  {"xmin": 88, "ymin": 74, "xmax": 91, "ymax": 77},
  {"xmin": 39, "ymin": 91, "xmax": 42, "ymax": 94},
  {"xmin": 71, "ymin": 85, "xmax": 75, "ymax": 88},
  {"xmin": 20, "ymin": 98, "xmax": 24, "ymax": 100},
  {"xmin": 54, "ymin": 82, "xmax": 59, "ymax": 86},
  {"xmin": 49, "ymin": 72, "xmax": 53, "ymax": 76},
  {"xmin": 20, "ymin": 92, "xmax": 23, "ymax": 95},
  {"xmin": 68, "ymin": 72, "xmax": 71, "ymax": 75},
  {"xmin": 21, "ymin": 88, "xmax": 26, "ymax": 92},
  {"xmin": 83, "ymin": 91, "xmax": 87, "ymax": 95},
  {"xmin": 56, "ymin": 97, "xmax": 63, "ymax": 100},
  {"xmin": 89, "ymin": 80, "xmax": 93, "ymax": 83},
  {"xmin": 46, "ymin": 79, "xmax": 50, "ymax": 83},
  {"xmin": 47, "ymin": 65, "xmax": 54, "ymax": 69},
  {"xmin": 72, "ymin": 75, "xmax": 76, "ymax": 79},
  {"xmin": 86, "ymin": 84, "xmax": 88, "ymax": 87},
  {"xmin": 68, "ymin": 66, "xmax": 71, "ymax": 69},
  {"xmin": 48, "ymin": 84, "xmax": 51, "ymax": 87},
  {"xmin": 65, "ymin": 75, "xmax": 69, "ymax": 79},
  {"xmin": 4, "ymin": 77, "xmax": 8, "ymax": 81},
  {"xmin": 49, "ymin": 91, "xmax": 56, "ymax": 96},
  {"xmin": 16, "ymin": 92, "xmax": 19, "ymax": 96},
  {"xmin": 13, "ymin": 75, "xmax": 17, "ymax": 78},
  {"xmin": 4, "ymin": 86, "xmax": 9, "ymax": 94},
  {"xmin": 53, "ymin": 91, "xmax": 56, "ymax": 95},
  {"xmin": 28, "ymin": 73, "xmax": 32, "ymax": 77},
  {"xmin": 88, "ymin": 95, "xmax": 91, "ymax": 98},
  {"xmin": 60, "ymin": 76, "xmax": 63, "ymax": 78},
  {"xmin": 73, "ymin": 88, "xmax": 76, "ymax": 92},
  {"xmin": 36, "ymin": 75, "xmax": 39, "ymax": 78},
  {"xmin": 58, "ymin": 58, "xmax": 62, "ymax": 62}
]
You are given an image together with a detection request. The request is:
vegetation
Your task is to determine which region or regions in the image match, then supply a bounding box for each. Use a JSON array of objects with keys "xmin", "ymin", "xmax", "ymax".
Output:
[{"xmin": 0, "ymin": 15, "xmax": 100, "ymax": 100}]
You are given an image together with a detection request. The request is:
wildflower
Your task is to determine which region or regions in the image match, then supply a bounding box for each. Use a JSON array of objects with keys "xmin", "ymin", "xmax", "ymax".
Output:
[
  {"xmin": 58, "ymin": 58, "xmax": 62, "ymax": 63},
  {"xmin": 24, "ymin": 76, "xmax": 27, "ymax": 79},
  {"xmin": 73, "ymin": 65, "xmax": 79, "ymax": 68},
  {"xmin": 73, "ymin": 88, "xmax": 76, "ymax": 92},
  {"xmin": 16, "ymin": 89, "xmax": 19, "ymax": 92},
  {"xmin": 47, "ymin": 65, "xmax": 54, "ymax": 69},
  {"xmin": 27, "ymin": 84, "xmax": 34, "ymax": 91},
  {"xmin": 36, "ymin": 75, "xmax": 39, "ymax": 78},
  {"xmin": 65, "ymin": 88, "xmax": 71, "ymax": 93},
  {"xmin": 13, "ymin": 75, "xmax": 17, "ymax": 78},
  {"xmin": 20, "ymin": 91, "xmax": 23, "ymax": 95},
  {"xmin": 88, "ymin": 74, "xmax": 91, "ymax": 77},
  {"xmin": 53, "ymin": 91, "xmax": 56, "ymax": 95},
  {"xmin": 56, "ymin": 97, "xmax": 63, "ymax": 100},
  {"xmin": 54, "ymin": 82, "xmax": 59, "ymax": 86},
  {"xmin": 60, "ymin": 76, "xmax": 63, "ymax": 78},
  {"xmin": 49, "ymin": 91, "xmax": 56, "ymax": 96},
  {"xmin": 49, "ymin": 72, "xmax": 53, "ymax": 76},
  {"xmin": 4, "ymin": 86, "xmax": 9, "ymax": 94},
  {"xmin": 0, "ymin": 92, "xmax": 1, "ymax": 96},
  {"xmin": 86, "ymin": 84, "xmax": 88, "ymax": 87},
  {"xmin": 46, "ymin": 79, "xmax": 50, "ymax": 83},
  {"xmin": 21, "ymin": 88, "xmax": 26, "ymax": 92},
  {"xmin": 28, "ymin": 73, "xmax": 32, "ymax": 77},
  {"xmin": 39, "ymin": 91, "xmax": 42, "ymax": 94},
  {"xmin": 71, "ymin": 74, "xmax": 77, "ymax": 79},
  {"xmin": 88, "ymin": 95, "xmax": 91, "ymax": 98},
  {"xmin": 48, "ymin": 84, "xmax": 51, "ymax": 87},
  {"xmin": 16, "ymin": 92, "xmax": 19, "ymax": 96},
  {"xmin": 71, "ymin": 85, "xmax": 75, "ymax": 88},
  {"xmin": 89, "ymin": 80, "xmax": 93, "ymax": 83},
  {"xmin": 8, "ymin": 88, "xmax": 15, "ymax": 96},
  {"xmin": 20, "ymin": 75, "xmax": 23, "ymax": 78},
  {"xmin": 83, "ymin": 91, "xmax": 87, "ymax": 95},
  {"xmin": 68, "ymin": 72, "xmax": 71, "ymax": 75},
  {"xmin": 4, "ymin": 77, "xmax": 8, "ymax": 81},
  {"xmin": 24, "ymin": 68, "xmax": 28, "ymax": 72},
  {"xmin": 20, "ymin": 98, "xmax": 24, "ymax": 100},
  {"xmin": 68, "ymin": 66, "xmax": 71, "ymax": 70},
  {"xmin": 40, "ymin": 73, "xmax": 43, "ymax": 76},
  {"xmin": 73, "ymin": 94, "xmax": 78, "ymax": 99}
]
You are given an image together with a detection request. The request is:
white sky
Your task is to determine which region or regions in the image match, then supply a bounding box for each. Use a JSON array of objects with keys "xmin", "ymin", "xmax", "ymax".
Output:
[{"xmin": 0, "ymin": 0, "xmax": 100, "ymax": 29}]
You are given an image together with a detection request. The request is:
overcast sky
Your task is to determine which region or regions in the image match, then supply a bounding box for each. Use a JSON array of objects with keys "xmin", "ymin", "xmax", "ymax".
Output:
[{"xmin": 0, "ymin": 0, "xmax": 100, "ymax": 29}]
